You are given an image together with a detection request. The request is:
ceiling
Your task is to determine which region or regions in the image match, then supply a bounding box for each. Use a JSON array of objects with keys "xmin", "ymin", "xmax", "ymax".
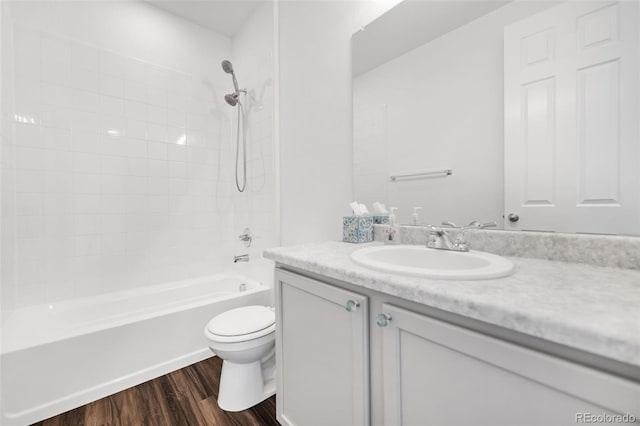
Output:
[
  {"xmin": 353, "ymin": 0, "xmax": 511, "ymax": 76},
  {"xmin": 147, "ymin": 0, "xmax": 261, "ymax": 37}
]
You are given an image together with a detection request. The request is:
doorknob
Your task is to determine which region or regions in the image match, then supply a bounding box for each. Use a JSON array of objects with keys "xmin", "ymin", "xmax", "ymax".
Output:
[{"xmin": 508, "ymin": 213, "xmax": 519, "ymax": 223}]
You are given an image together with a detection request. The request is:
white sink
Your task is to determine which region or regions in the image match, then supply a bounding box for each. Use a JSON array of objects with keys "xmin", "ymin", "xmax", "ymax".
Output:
[{"xmin": 351, "ymin": 245, "xmax": 514, "ymax": 280}]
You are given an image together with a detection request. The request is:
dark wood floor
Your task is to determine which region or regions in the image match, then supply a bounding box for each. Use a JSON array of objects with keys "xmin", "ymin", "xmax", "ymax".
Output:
[{"xmin": 33, "ymin": 356, "xmax": 278, "ymax": 426}]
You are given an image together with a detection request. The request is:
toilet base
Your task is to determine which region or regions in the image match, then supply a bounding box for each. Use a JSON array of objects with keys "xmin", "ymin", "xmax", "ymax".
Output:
[{"xmin": 217, "ymin": 354, "xmax": 276, "ymax": 412}]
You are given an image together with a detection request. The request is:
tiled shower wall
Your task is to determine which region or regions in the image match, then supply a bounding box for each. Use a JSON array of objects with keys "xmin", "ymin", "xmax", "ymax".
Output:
[
  {"xmin": 1, "ymin": 1, "xmax": 242, "ymax": 310},
  {"xmin": 230, "ymin": 3, "xmax": 277, "ymax": 278}
]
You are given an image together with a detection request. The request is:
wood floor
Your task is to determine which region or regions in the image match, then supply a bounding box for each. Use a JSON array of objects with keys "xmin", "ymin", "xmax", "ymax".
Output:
[{"xmin": 33, "ymin": 357, "xmax": 278, "ymax": 426}]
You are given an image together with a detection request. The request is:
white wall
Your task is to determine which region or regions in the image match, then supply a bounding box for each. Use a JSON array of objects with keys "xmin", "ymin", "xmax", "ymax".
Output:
[
  {"xmin": 229, "ymin": 2, "xmax": 277, "ymax": 282},
  {"xmin": 277, "ymin": 0, "xmax": 400, "ymax": 245},
  {"xmin": 1, "ymin": 1, "xmax": 236, "ymax": 309},
  {"xmin": 353, "ymin": 1, "xmax": 556, "ymax": 226}
]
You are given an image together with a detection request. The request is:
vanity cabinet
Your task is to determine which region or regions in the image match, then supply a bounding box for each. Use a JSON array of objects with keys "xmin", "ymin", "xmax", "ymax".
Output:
[
  {"xmin": 380, "ymin": 304, "xmax": 638, "ymax": 426},
  {"xmin": 275, "ymin": 269, "xmax": 370, "ymax": 426},
  {"xmin": 275, "ymin": 269, "xmax": 640, "ymax": 426}
]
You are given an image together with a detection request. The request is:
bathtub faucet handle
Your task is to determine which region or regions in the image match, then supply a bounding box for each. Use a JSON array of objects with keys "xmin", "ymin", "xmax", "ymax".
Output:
[{"xmin": 239, "ymin": 228, "xmax": 252, "ymax": 248}]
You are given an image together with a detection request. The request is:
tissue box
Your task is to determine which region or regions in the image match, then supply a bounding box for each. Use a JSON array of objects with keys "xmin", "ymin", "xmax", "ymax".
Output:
[
  {"xmin": 343, "ymin": 216, "xmax": 374, "ymax": 243},
  {"xmin": 372, "ymin": 215, "xmax": 389, "ymax": 224}
]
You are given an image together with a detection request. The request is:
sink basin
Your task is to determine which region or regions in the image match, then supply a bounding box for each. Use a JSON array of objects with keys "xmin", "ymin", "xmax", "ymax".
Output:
[{"xmin": 351, "ymin": 245, "xmax": 514, "ymax": 280}]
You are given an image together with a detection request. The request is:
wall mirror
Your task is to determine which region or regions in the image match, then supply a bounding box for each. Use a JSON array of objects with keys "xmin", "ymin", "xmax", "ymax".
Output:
[{"xmin": 352, "ymin": 0, "xmax": 639, "ymax": 235}]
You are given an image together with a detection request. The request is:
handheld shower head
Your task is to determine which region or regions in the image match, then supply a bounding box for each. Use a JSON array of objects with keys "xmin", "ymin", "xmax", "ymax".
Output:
[
  {"xmin": 221, "ymin": 59, "xmax": 239, "ymax": 92},
  {"xmin": 221, "ymin": 60, "xmax": 234, "ymax": 74}
]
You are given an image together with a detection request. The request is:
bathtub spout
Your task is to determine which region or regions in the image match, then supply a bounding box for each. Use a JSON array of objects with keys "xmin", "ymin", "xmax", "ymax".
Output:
[{"xmin": 234, "ymin": 254, "xmax": 250, "ymax": 263}]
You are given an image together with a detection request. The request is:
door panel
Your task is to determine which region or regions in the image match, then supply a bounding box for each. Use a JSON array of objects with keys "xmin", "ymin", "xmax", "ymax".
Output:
[{"xmin": 504, "ymin": 1, "xmax": 639, "ymax": 234}]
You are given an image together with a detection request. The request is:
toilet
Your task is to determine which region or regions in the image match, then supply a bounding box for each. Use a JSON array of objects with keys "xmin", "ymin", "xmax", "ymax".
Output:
[{"xmin": 204, "ymin": 305, "xmax": 276, "ymax": 412}]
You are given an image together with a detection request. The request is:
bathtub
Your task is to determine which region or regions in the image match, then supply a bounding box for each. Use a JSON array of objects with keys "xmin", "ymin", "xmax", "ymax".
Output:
[{"xmin": 1, "ymin": 273, "xmax": 272, "ymax": 426}]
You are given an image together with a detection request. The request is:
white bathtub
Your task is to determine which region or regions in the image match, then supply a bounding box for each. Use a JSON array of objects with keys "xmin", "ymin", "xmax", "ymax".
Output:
[{"xmin": 1, "ymin": 273, "xmax": 272, "ymax": 426}]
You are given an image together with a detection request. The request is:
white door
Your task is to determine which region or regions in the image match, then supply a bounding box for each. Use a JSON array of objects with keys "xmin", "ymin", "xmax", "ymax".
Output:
[
  {"xmin": 379, "ymin": 303, "xmax": 640, "ymax": 426},
  {"xmin": 504, "ymin": 1, "xmax": 639, "ymax": 234},
  {"xmin": 274, "ymin": 270, "xmax": 369, "ymax": 426}
]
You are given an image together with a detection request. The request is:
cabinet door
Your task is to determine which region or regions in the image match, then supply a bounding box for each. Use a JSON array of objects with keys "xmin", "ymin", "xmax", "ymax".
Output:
[
  {"xmin": 380, "ymin": 304, "xmax": 640, "ymax": 426},
  {"xmin": 275, "ymin": 270, "xmax": 369, "ymax": 426}
]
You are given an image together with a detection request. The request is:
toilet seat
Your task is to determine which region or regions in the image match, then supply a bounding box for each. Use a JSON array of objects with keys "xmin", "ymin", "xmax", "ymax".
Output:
[{"xmin": 206, "ymin": 306, "xmax": 275, "ymax": 343}]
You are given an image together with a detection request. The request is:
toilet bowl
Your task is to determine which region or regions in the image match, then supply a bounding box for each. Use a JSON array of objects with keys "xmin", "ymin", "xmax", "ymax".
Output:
[{"xmin": 204, "ymin": 305, "xmax": 276, "ymax": 412}]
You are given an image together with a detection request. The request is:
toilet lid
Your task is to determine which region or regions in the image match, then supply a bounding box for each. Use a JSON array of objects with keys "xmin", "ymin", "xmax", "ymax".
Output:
[{"xmin": 206, "ymin": 305, "xmax": 275, "ymax": 337}]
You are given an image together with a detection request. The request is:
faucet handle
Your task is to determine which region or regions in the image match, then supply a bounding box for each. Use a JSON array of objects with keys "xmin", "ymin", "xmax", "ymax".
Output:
[{"xmin": 441, "ymin": 221, "xmax": 458, "ymax": 228}]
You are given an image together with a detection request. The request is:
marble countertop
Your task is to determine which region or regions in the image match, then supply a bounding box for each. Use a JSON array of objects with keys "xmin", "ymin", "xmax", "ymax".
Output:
[{"xmin": 264, "ymin": 241, "xmax": 640, "ymax": 367}]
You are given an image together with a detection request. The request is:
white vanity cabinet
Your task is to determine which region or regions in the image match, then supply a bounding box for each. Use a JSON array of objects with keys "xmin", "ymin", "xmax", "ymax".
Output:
[
  {"xmin": 275, "ymin": 269, "xmax": 640, "ymax": 426},
  {"xmin": 380, "ymin": 304, "xmax": 639, "ymax": 426},
  {"xmin": 275, "ymin": 269, "xmax": 370, "ymax": 426}
]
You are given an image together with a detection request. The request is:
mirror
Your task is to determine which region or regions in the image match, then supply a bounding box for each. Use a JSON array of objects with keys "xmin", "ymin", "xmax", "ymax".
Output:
[{"xmin": 352, "ymin": 0, "xmax": 639, "ymax": 235}]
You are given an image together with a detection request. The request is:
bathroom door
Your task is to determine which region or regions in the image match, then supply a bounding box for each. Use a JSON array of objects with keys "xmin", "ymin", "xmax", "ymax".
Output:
[{"xmin": 504, "ymin": 1, "xmax": 639, "ymax": 234}]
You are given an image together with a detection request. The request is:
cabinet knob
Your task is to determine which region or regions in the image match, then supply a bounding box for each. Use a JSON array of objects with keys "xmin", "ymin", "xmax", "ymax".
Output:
[
  {"xmin": 508, "ymin": 213, "xmax": 519, "ymax": 223},
  {"xmin": 376, "ymin": 313, "xmax": 392, "ymax": 327},
  {"xmin": 345, "ymin": 300, "xmax": 360, "ymax": 312}
]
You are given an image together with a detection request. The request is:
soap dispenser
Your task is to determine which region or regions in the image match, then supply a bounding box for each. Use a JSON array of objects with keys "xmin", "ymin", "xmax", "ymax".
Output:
[
  {"xmin": 412, "ymin": 207, "xmax": 423, "ymax": 226},
  {"xmin": 386, "ymin": 207, "xmax": 400, "ymax": 243}
]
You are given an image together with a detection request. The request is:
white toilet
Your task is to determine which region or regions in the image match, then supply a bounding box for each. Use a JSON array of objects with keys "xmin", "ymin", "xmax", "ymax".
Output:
[{"xmin": 204, "ymin": 305, "xmax": 276, "ymax": 412}]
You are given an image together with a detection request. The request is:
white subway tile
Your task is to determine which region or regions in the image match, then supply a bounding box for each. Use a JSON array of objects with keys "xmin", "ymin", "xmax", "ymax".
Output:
[
  {"xmin": 43, "ymin": 172, "xmax": 73, "ymax": 193},
  {"xmin": 100, "ymin": 51, "xmax": 126, "ymax": 77},
  {"xmin": 73, "ymin": 235, "xmax": 102, "ymax": 256},
  {"xmin": 124, "ymin": 100, "xmax": 147, "ymax": 121},
  {"xmin": 168, "ymin": 144, "xmax": 187, "ymax": 162},
  {"xmin": 99, "ymin": 74, "xmax": 124, "ymax": 98},
  {"xmin": 99, "ymin": 95, "xmax": 124, "ymax": 118},
  {"xmin": 73, "ymin": 173, "xmax": 101, "ymax": 194},
  {"xmin": 101, "ymin": 174, "xmax": 125, "ymax": 194},
  {"xmin": 16, "ymin": 193, "xmax": 43, "ymax": 216},
  {"xmin": 167, "ymin": 127, "xmax": 186, "ymax": 145},
  {"xmin": 72, "ymin": 43, "xmax": 99, "ymax": 71},
  {"xmin": 16, "ymin": 170, "xmax": 43, "ymax": 193},
  {"xmin": 41, "ymin": 105, "xmax": 73, "ymax": 129},
  {"xmin": 146, "ymin": 123, "xmax": 167, "ymax": 142},
  {"xmin": 124, "ymin": 176, "xmax": 147, "ymax": 194},
  {"xmin": 73, "ymin": 194, "xmax": 101, "ymax": 214},
  {"xmin": 72, "ymin": 132, "xmax": 101, "ymax": 153},
  {"xmin": 73, "ymin": 153, "xmax": 102, "ymax": 173},
  {"xmin": 125, "ymin": 158, "xmax": 147, "ymax": 176},
  {"xmin": 101, "ymin": 155, "xmax": 126, "ymax": 175},
  {"xmin": 15, "ymin": 147, "xmax": 43, "ymax": 170},
  {"xmin": 148, "ymin": 159, "xmax": 168, "ymax": 177},
  {"xmin": 71, "ymin": 67, "xmax": 100, "ymax": 93},
  {"xmin": 125, "ymin": 119, "xmax": 147, "ymax": 140},
  {"xmin": 73, "ymin": 214, "xmax": 102, "ymax": 235},
  {"xmin": 45, "ymin": 194, "xmax": 73, "ymax": 215},
  {"xmin": 14, "ymin": 123, "xmax": 41, "ymax": 147},
  {"xmin": 41, "ymin": 126, "xmax": 72, "ymax": 151},
  {"xmin": 42, "ymin": 83, "xmax": 73, "ymax": 107},
  {"xmin": 124, "ymin": 78, "xmax": 147, "ymax": 102},
  {"xmin": 44, "ymin": 215, "xmax": 72, "ymax": 237},
  {"xmin": 72, "ymin": 89, "xmax": 101, "ymax": 113}
]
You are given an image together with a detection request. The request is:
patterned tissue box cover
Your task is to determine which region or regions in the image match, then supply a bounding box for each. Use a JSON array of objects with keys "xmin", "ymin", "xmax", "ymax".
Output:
[
  {"xmin": 343, "ymin": 216, "xmax": 374, "ymax": 243},
  {"xmin": 372, "ymin": 215, "xmax": 389, "ymax": 224}
]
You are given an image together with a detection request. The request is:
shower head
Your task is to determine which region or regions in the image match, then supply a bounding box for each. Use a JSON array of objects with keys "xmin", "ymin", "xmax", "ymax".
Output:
[
  {"xmin": 225, "ymin": 93, "xmax": 239, "ymax": 107},
  {"xmin": 221, "ymin": 60, "xmax": 234, "ymax": 74},
  {"xmin": 222, "ymin": 59, "xmax": 239, "ymax": 92}
]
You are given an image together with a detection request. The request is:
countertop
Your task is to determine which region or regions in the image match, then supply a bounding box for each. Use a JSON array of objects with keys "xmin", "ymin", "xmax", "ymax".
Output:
[{"xmin": 264, "ymin": 241, "xmax": 640, "ymax": 367}]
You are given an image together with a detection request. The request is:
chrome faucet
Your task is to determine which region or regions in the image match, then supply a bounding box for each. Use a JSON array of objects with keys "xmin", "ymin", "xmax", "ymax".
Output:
[
  {"xmin": 427, "ymin": 221, "xmax": 496, "ymax": 252},
  {"xmin": 234, "ymin": 254, "xmax": 250, "ymax": 263}
]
